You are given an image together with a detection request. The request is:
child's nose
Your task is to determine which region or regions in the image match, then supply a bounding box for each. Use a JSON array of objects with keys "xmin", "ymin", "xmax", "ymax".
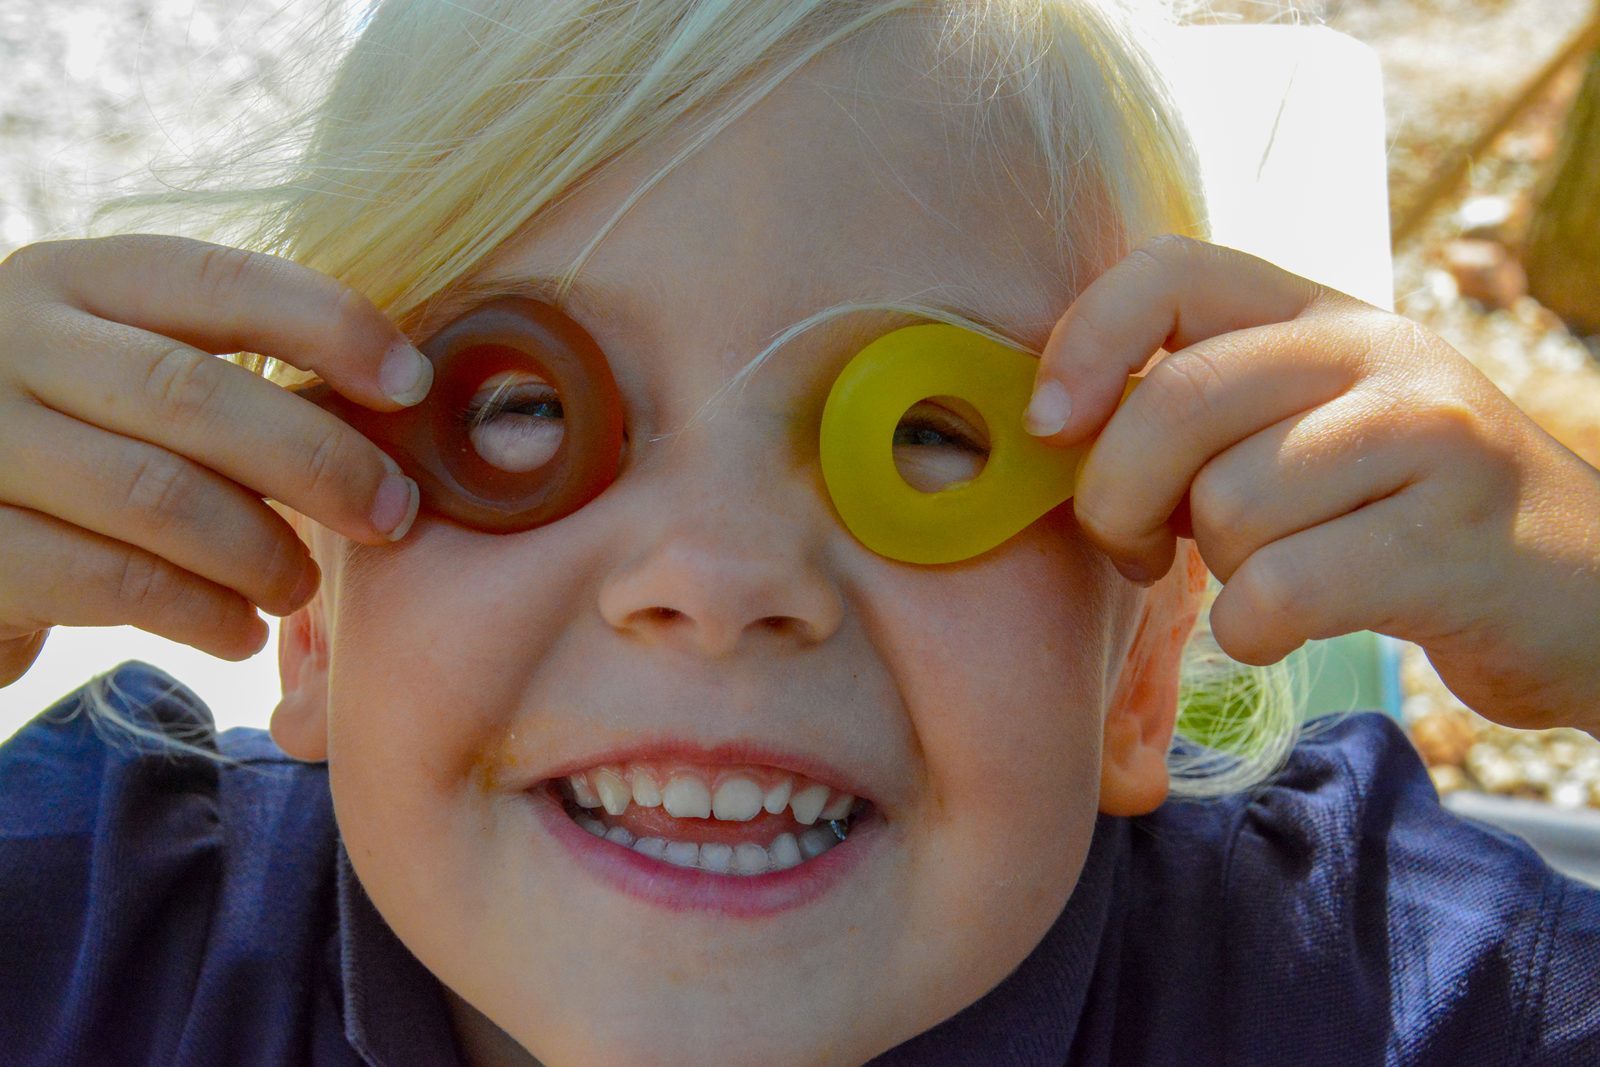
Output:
[{"xmin": 595, "ymin": 459, "xmax": 845, "ymax": 658}]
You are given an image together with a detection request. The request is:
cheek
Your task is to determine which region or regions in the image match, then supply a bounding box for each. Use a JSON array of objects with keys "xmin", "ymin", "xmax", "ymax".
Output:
[
  {"xmin": 869, "ymin": 512, "xmax": 1124, "ymax": 966},
  {"xmin": 884, "ymin": 515, "xmax": 1118, "ymax": 793},
  {"xmin": 322, "ymin": 524, "xmax": 584, "ymax": 876}
]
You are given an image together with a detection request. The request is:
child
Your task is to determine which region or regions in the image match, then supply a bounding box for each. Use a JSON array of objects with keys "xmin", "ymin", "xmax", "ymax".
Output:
[{"xmin": 2, "ymin": 0, "xmax": 1598, "ymax": 1063}]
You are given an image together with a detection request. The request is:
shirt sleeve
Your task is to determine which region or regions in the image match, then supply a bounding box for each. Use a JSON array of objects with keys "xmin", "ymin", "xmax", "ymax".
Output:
[
  {"xmin": 0, "ymin": 662, "xmax": 228, "ymax": 1063},
  {"xmin": 1225, "ymin": 711, "xmax": 1600, "ymax": 1067}
]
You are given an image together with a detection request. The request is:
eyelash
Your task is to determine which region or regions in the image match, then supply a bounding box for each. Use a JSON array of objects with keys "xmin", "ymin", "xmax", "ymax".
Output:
[
  {"xmin": 892, "ymin": 407, "xmax": 988, "ymax": 454},
  {"xmin": 459, "ymin": 386, "xmax": 986, "ymax": 454},
  {"xmin": 459, "ymin": 384, "xmax": 564, "ymax": 430}
]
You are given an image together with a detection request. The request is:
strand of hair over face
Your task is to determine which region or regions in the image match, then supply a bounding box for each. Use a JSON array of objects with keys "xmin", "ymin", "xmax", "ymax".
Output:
[{"xmin": 89, "ymin": 0, "xmax": 1314, "ymax": 797}]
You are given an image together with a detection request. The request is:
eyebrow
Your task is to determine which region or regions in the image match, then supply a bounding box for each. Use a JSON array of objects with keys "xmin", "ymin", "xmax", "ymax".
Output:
[
  {"xmin": 428, "ymin": 273, "xmax": 624, "ymax": 333},
  {"xmin": 430, "ymin": 272, "xmax": 1035, "ymax": 353}
]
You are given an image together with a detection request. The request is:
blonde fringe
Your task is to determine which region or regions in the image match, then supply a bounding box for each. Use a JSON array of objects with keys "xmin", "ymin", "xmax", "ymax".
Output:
[{"xmin": 80, "ymin": 0, "xmax": 1314, "ymax": 797}]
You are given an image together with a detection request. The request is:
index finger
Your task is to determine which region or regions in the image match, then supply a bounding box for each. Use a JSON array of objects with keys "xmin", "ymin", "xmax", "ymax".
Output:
[
  {"xmin": 38, "ymin": 234, "xmax": 433, "ymax": 410},
  {"xmin": 1023, "ymin": 235, "xmax": 1326, "ymax": 445}
]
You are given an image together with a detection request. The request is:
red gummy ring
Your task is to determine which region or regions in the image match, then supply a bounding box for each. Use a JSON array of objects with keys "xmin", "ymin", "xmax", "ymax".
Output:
[{"xmin": 289, "ymin": 297, "xmax": 625, "ymax": 533}]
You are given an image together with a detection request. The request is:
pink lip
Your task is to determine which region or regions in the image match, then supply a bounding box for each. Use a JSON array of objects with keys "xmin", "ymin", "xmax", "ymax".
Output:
[
  {"xmin": 531, "ymin": 738, "xmax": 878, "ymax": 802},
  {"xmin": 527, "ymin": 786, "xmax": 877, "ymax": 917}
]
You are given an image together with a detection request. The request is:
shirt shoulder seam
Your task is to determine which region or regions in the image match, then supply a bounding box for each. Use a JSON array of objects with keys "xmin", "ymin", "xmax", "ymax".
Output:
[
  {"xmin": 1219, "ymin": 785, "xmax": 1252, "ymax": 1061},
  {"xmin": 1515, "ymin": 869, "xmax": 1564, "ymax": 1061}
]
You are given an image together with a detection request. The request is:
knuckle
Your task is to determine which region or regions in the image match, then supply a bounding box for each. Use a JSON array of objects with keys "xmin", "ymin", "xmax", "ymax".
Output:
[
  {"xmin": 1072, "ymin": 486, "xmax": 1134, "ymax": 550},
  {"xmin": 1401, "ymin": 391, "xmax": 1504, "ymax": 488},
  {"xmin": 1307, "ymin": 285, "xmax": 1373, "ymax": 322},
  {"xmin": 1144, "ymin": 347, "xmax": 1225, "ymax": 428},
  {"xmin": 123, "ymin": 449, "xmax": 197, "ymax": 534},
  {"xmin": 1189, "ymin": 463, "xmax": 1254, "ymax": 546},
  {"xmin": 113, "ymin": 550, "xmax": 177, "ymax": 613},
  {"xmin": 1060, "ymin": 298, "xmax": 1117, "ymax": 361},
  {"xmin": 325, "ymin": 280, "xmax": 378, "ymax": 350},
  {"xmin": 143, "ymin": 344, "xmax": 223, "ymax": 424},
  {"xmin": 1120, "ymin": 245, "xmax": 1168, "ymax": 292},
  {"xmin": 300, "ymin": 422, "xmax": 357, "ymax": 501},
  {"xmin": 192, "ymin": 243, "xmax": 260, "ymax": 304},
  {"xmin": 1416, "ymin": 394, "xmax": 1482, "ymax": 447},
  {"xmin": 1123, "ymin": 244, "xmax": 1163, "ymax": 276},
  {"xmin": 1232, "ymin": 546, "xmax": 1300, "ymax": 627},
  {"xmin": 191, "ymin": 574, "xmax": 243, "ymax": 623},
  {"xmin": 1380, "ymin": 315, "xmax": 1434, "ymax": 359},
  {"xmin": 1359, "ymin": 315, "xmax": 1439, "ymax": 379},
  {"xmin": 1133, "ymin": 233, "xmax": 1196, "ymax": 270}
]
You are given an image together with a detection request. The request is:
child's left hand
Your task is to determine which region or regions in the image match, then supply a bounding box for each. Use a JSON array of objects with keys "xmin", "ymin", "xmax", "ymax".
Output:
[{"xmin": 1026, "ymin": 236, "xmax": 1600, "ymax": 736}]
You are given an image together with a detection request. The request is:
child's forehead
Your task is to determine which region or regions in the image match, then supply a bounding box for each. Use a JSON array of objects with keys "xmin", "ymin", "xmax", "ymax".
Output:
[{"xmin": 421, "ymin": 51, "xmax": 1064, "ymax": 356}]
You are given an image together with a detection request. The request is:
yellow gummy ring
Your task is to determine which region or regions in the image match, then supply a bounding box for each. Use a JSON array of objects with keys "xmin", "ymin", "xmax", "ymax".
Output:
[{"xmin": 820, "ymin": 322, "xmax": 1137, "ymax": 565}]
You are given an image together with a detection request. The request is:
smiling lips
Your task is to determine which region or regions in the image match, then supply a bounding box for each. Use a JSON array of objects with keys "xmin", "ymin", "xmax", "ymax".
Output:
[{"xmin": 547, "ymin": 760, "xmax": 869, "ymax": 876}]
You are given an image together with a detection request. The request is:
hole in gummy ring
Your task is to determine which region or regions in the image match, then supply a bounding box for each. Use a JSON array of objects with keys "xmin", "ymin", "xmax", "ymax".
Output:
[{"xmin": 893, "ymin": 393, "xmax": 990, "ymax": 494}]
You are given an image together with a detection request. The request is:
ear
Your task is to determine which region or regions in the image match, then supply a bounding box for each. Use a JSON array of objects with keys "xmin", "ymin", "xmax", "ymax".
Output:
[
  {"xmin": 268, "ymin": 508, "xmax": 332, "ymax": 762},
  {"xmin": 1098, "ymin": 541, "xmax": 1208, "ymax": 816},
  {"xmin": 270, "ymin": 593, "xmax": 331, "ymax": 762}
]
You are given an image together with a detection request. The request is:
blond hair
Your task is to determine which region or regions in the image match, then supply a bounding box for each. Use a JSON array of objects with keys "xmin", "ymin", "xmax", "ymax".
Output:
[{"xmin": 90, "ymin": 0, "xmax": 1307, "ymax": 798}]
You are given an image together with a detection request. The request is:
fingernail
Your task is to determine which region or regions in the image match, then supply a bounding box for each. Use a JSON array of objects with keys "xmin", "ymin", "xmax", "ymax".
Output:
[
  {"xmin": 371, "ymin": 472, "xmax": 420, "ymax": 541},
  {"xmin": 380, "ymin": 340, "xmax": 433, "ymax": 407},
  {"xmin": 1025, "ymin": 378, "xmax": 1072, "ymax": 437}
]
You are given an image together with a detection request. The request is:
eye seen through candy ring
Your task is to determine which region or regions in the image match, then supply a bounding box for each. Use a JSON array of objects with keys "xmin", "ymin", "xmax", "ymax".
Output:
[
  {"xmin": 290, "ymin": 297, "xmax": 625, "ymax": 533},
  {"xmin": 290, "ymin": 299, "xmax": 1136, "ymax": 563}
]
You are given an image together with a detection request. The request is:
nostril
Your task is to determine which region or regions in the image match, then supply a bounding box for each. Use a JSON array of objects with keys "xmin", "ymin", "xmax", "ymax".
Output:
[
  {"xmin": 759, "ymin": 616, "xmax": 788, "ymax": 631},
  {"xmin": 647, "ymin": 607, "xmax": 682, "ymax": 622}
]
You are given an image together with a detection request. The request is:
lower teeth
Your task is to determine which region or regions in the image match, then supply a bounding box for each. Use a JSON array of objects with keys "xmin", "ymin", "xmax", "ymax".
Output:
[{"xmin": 570, "ymin": 812, "xmax": 850, "ymax": 875}]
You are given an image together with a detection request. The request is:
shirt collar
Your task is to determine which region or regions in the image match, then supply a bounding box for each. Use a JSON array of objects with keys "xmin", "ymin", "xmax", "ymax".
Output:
[
  {"xmin": 337, "ymin": 840, "xmax": 466, "ymax": 1067},
  {"xmin": 867, "ymin": 813, "xmax": 1127, "ymax": 1065},
  {"xmin": 335, "ymin": 816, "xmax": 1128, "ymax": 1066}
]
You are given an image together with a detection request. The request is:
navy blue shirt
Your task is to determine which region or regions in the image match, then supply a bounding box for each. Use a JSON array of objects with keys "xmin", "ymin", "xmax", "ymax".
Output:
[{"xmin": 3, "ymin": 661, "xmax": 1598, "ymax": 1065}]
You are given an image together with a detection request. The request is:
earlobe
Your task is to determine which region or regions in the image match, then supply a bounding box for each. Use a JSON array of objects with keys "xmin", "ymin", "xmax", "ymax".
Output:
[
  {"xmin": 270, "ymin": 598, "xmax": 331, "ymax": 763},
  {"xmin": 1098, "ymin": 542, "xmax": 1208, "ymax": 817},
  {"xmin": 1098, "ymin": 711, "xmax": 1173, "ymax": 817}
]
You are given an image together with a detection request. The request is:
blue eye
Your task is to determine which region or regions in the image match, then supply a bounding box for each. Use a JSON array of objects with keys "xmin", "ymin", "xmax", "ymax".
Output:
[
  {"xmin": 457, "ymin": 374, "xmax": 567, "ymax": 473},
  {"xmin": 465, "ymin": 392, "xmax": 564, "ymax": 424},
  {"xmin": 459, "ymin": 376, "xmax": 565, "ymax": 427},
  {"xmin": 893, "ymin": 420, "xmax": 981, "ymax": 451},
  {"xmin": 890, "ymin": 401, "xmax": 989, "ymax": 493},
  {"xmin": 454, "ymin": 379, "xmax": 986, "ymax": 487},
  {"xmin": 892, "ymin": 403, "xmax": 988, "ymax": 454}
]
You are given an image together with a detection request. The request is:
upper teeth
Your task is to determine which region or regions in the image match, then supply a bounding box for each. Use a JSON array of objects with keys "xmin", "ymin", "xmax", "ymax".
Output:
[
  {"xmin": 564, "ymin": 764, "xmax": 857, "ymax": 826},
  {"xmin": 661, "ymin": 776, "xmax": 712, "ymax": 819},
  {"xmin": 594, "ymin": 769, "xmax": 630, "ymax": 816},
  {"xmin": 629, "ymin": 768, "xmax": 663, "ymax": 808}
]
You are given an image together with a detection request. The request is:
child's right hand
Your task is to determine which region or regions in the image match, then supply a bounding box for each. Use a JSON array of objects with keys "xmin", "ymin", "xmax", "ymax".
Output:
[{"xmin": 0, "ymin": 235, "xmax": 431, "ymax": 688}]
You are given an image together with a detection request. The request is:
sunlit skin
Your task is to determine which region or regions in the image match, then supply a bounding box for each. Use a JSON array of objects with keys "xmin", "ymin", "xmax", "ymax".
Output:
[
  {"xmin": 1, "ymin": 7, "xmax": 1593, "ymax": 1060},
  {"xmin": 268, "ymin": 21, "xmax": 1200, "ymax": 1067}
]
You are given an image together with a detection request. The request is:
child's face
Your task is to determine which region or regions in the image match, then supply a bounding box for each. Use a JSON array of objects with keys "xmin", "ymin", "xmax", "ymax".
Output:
[{"xmin": 275, "ymin": 26, "xmax": 1198, "ymax": 1067}]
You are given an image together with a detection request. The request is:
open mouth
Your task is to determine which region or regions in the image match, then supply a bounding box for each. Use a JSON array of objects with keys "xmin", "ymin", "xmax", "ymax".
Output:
[{"xmin": 543, "ymin": 761, "xmax": 875, "ymax": 876}]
